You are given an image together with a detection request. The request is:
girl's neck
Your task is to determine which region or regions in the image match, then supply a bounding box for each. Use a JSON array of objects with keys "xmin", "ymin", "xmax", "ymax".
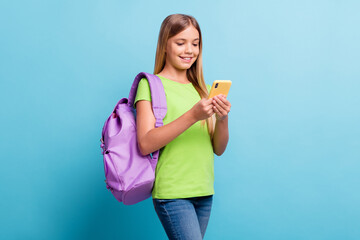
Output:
[{"xmin": 158, "ymin": 65, "xmax": 190, "ymax": 84}]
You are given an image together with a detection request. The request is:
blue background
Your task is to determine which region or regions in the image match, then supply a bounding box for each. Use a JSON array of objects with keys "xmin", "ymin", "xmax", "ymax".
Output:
[{"xmin": 1, "ymin": 0, "xmax": 359, "ymax": 239}]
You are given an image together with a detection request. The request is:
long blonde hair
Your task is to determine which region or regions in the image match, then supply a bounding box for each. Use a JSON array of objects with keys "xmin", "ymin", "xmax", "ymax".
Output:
[{"xmin": 154, "ymin": 14, "xmax": 215, "ymax": 137}]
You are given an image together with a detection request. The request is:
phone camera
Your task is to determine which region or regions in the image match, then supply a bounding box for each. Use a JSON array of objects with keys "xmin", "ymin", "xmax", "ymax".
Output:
[{"xmin": 215, "ymin": 83, "xmax": 218, "ymax": 88}]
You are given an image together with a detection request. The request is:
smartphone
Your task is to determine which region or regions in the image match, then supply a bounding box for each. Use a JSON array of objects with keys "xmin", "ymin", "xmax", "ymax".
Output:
[{"xmin": 208, "ymin": 80, "xmax": 232, "ymax": 99}]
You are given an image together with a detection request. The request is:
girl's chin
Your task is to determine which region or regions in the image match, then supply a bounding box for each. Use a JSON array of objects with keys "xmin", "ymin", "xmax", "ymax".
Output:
[
  {"xmin": 175, "ymin": 65, "xmax": 192, "ymax": 71},
  {"xmin": 178, "ymin": 61, "xmax": 195, "ymax": 68}
]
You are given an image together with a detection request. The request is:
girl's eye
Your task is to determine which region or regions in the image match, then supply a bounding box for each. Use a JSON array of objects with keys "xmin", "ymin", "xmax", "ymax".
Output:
[
  {"xmin": 193, "ymin": 44, "xmax": 198, "ymax": 47},
  {"xmin": 176, "ymin": 43, "xmax": 184, "ymax": 46}
]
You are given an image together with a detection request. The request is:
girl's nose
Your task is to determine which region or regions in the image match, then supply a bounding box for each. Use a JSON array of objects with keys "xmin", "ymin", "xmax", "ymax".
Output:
[{"xmin": 185, "ymin": 43, "xmax": 193, "ymax": 54}]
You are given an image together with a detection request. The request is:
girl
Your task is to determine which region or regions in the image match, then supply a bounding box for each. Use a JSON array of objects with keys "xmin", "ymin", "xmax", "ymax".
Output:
[{"xmin": 134, "ymin": 14, "xmax": 231, "ymax": 240}]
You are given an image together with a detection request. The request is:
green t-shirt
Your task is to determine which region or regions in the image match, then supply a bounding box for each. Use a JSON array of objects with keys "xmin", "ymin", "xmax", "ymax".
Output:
[{"xmin": 134, "ymin": 75, "xmax": 214, "ymax": 199}]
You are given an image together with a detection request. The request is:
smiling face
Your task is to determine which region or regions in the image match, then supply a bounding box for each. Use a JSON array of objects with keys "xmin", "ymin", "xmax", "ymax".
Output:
[{"xmin": 165, "ymin": 25, "xmax": 200, "ymax": 71}]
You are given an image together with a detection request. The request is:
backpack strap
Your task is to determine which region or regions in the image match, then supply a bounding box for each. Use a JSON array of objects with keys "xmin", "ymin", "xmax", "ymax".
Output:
[{"xmin": 128, "ymin": 72, "xmax": 167, "ymax": 128}]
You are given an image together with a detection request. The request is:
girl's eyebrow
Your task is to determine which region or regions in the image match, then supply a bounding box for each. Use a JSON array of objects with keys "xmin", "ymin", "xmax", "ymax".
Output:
[{"xmin": 175, "ymin": 38, "xmax": 200, "ymax": 41}]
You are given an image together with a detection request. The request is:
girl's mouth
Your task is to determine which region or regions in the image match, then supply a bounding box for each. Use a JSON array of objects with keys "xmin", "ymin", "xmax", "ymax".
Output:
[{"xmin": 180, "ymin": 56, "xmax": 192, "ymax": 63}]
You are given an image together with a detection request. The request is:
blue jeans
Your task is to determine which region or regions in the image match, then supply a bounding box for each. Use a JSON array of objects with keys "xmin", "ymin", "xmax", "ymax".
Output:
[{"xmin": 153, "ymin": 195, "xmax": 213, "ymax": 240}]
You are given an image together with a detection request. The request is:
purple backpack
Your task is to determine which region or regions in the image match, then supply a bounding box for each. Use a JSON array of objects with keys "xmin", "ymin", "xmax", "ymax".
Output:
[{"xmin": 100, "ymin": 72, "xmax": 167, "ymax": 205}]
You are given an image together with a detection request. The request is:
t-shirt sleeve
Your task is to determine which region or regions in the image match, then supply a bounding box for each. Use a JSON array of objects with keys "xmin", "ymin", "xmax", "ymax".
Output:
[{"xmin": 134, "ymin": 78, "xmax": 152, "ymax": 108}]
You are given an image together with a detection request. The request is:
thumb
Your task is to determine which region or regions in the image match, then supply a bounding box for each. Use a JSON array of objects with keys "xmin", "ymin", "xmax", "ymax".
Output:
[{"xmin": 205, "ymin": 98, "xmax": 213, "ymax": 105}]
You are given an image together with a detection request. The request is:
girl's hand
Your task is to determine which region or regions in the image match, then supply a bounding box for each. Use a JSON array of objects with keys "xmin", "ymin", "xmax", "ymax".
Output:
[
  {"xmin": 212, "ymin": 95, "xmax": 231, "ymax": 121},
  {"xmin": 191, "ymin": 98, "xmax": 214, "ymax": 121}
]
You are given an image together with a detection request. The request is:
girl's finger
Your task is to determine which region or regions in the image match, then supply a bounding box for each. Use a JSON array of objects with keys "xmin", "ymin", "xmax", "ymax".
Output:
[
  {"xmin": 214, "ymin": 97, "xmax": 231, "ymax": 113},
  {"xmin": 218, "ymin": 95, "xmax": 231, "ymax": 107},
  {"xmin": 205, "ymin": 104, "xmax": 214, "ymax": 111},
  {"xmin": 214, "ymin": 96, "xmax": 226, "ymax": 107},
  {"xmin": 213, "ymin": 98, "xmax": 226, "ymax": 112},
  {"xmin": 205, "ymin": 98, "xmax": 213, "ymax": 105},
  {"xmin": 214, "ymin": 103, "xmax": 227, "ymax": 116}
]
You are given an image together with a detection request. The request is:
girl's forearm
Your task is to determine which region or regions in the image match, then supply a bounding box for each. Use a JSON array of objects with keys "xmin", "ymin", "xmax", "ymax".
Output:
[
  {"xmin": 138, "ymin": 110, "xmax": 197, "ymax": 155},
  {"xmin": 212, "ymin": 116, "xmax": 229, "ymax": 156}
]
